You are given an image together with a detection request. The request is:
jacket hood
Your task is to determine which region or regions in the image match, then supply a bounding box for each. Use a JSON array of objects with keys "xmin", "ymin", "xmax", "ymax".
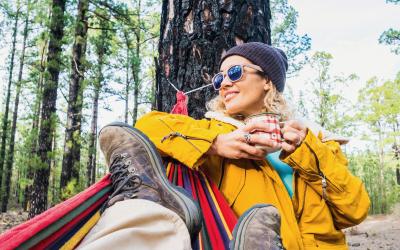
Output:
[{"xmin": 204, "ymin": 111, "xmax": 350, "ymax": 145}]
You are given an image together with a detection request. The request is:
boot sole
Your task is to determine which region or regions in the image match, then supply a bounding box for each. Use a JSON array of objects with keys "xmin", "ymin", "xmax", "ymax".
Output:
[
  {"xmin": 100, "ymin": 122, "xmax": 202, "ymax": 238},
  {"xmin": 230, "ymin": 204, "xmax": 275, "ymax": 250}
]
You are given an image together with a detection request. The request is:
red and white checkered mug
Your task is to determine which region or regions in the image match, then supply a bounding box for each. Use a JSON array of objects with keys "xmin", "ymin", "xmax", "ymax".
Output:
[{"xmin": 244, "ymin": 112, "xmax": 282, "ymax": 153}]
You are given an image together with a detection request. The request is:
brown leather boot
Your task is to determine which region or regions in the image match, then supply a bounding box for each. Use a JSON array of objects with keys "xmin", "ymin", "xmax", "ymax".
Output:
[
  {"xmin": 99, "ymin": 122, "xmax": 202, "ymax": 238},
  {"xmin": 230, "ymin": 204, "xmax": 284, "ymax": 250}
]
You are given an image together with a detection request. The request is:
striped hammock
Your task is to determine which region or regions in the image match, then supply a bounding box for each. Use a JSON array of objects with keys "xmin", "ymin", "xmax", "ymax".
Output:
[{"xmin": 0, "ymin": 160, "xmax": 237, "ymax": 249}]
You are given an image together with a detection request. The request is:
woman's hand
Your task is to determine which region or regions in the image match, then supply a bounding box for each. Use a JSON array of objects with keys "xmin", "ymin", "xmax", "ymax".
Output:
[
  {"xmin": 207, "ymin": 121, "xmax": 280, "ymax": 160},
  {"xmin": 281, "ymin": 120, "xmax": 307, "ymax": 154}
]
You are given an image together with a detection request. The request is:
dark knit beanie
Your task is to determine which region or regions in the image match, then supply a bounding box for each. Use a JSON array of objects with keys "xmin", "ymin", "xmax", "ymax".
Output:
[{"xmin": 219, "ymin": 42, "xmax": 288, "ymax": 92}]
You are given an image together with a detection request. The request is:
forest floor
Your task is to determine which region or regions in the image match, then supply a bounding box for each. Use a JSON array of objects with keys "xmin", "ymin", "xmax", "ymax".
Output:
[
  {"xmin": 345, "ymin": 204, "xmax": 400, "ymax": 249},
  {"xmin": 0, "ymin": 205, "xmax": 399, "ymax": 249}
]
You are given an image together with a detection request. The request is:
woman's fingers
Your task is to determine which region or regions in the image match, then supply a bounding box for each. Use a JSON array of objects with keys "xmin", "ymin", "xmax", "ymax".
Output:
[
  {"xmin": 249, "ymin": 133, "xmax": 281, "ymax": 148},
  {"xmin": 237, "ymin": 142, "xmax": 267, "ymax": 159},
  {"xmin": 282, "ymin": 120, "xmax": 306, "ymax": 132},
  {"xmin": 280, "ymin": 120, "xmax": 307, "ymax": 154},
  {"xmin": 282, "ymin": 130, "xmax": 302, "ymax": 146},
  {"xmin": 281, "ymin": 141, "xmax": 296, "ymax": 153}
]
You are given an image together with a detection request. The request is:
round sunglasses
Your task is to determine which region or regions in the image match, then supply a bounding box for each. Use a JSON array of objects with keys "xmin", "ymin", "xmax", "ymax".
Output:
[{"xmin": 212, "ymin": 64, "xmax": 264, "ymax": 90}]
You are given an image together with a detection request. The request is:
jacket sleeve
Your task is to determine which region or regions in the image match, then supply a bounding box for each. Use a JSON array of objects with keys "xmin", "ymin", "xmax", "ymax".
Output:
[
  {"xmin": 281, "ymin": 130, "xmax": 371, "ymax": 229},
  {"xmin": 135, "ymin": 111, "xmax": 221, "ymax": 169}
]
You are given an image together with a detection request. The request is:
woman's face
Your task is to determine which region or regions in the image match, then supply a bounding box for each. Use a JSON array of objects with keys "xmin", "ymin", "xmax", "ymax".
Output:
[{"xmin": 219, "ymin": 55, "xmax": 271, "ymax": 117}]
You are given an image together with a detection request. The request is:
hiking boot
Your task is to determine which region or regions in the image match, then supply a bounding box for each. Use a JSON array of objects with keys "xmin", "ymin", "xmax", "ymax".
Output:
[
  {"xmin": 99, "ymin": 122, "xmax": 202, "ymax": 238},
  {"xmin": 230, "ymin": 204, "xmax": 284, "ymax": 250}
]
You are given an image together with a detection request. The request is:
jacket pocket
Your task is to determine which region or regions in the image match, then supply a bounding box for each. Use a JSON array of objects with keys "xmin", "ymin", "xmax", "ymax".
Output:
[{"xmin": 218, "ymin": 160, "xmax": 246, "ymax": 206}]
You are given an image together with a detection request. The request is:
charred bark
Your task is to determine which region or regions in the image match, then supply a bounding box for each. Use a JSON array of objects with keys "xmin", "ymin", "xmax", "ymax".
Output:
[
  {"xmin": 61, "ymin": 0, "xmax": 89, "ymax": 190},
  {"xmin": 29, "ymin": 0, "xmax": 66, "ymax": 218},
  {"xmin": 157, "ymin": 0, "xmax": 271, "ymax": 118}
]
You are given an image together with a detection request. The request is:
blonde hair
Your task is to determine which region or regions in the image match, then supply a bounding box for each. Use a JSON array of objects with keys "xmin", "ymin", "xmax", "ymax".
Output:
[{"xmin": 206, "ymin": 81, "xmax": 293, "ymax": 121}]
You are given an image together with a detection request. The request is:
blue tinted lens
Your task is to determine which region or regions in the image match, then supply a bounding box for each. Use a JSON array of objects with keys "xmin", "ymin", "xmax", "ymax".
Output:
[
  {"xmin": 227, "ymin": 65, "xmax": 242, "ymax": 81},
  {"xmin": 213, "ymin": 73, "xmax": 224, "ymax": 89}
]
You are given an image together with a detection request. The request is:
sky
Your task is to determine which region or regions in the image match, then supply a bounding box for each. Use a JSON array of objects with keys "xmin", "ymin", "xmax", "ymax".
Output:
[
  {"xmin": 287, "ymin": 0, "xmax": 400, "ymax": 94},
  {"xmin": 285, "ymin": 0, "xmax": 400, "ymax": 151}
]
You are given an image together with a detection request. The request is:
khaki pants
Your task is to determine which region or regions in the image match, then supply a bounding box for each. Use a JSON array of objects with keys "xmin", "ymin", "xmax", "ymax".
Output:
[{"xmin": 78, "ymin": 199, "xmax": 192, "ymax": 250}]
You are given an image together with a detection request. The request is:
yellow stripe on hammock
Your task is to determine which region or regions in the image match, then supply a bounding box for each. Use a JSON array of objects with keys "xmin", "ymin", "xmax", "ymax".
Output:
[
  {"xmin": 200, "ymin": 171, "xmax": 233, "ymax": 240},
  {"xmin": 166, "ymin": 162, "xmax": 172, "ymax": 176},
  {"xmin": 60, "ymin": 211, "xmax": 101, "ymax": 250}
]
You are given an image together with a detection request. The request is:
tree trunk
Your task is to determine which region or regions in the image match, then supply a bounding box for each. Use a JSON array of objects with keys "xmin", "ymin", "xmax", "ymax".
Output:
[
  {"xmin": 86, "ymin": 72, "xmax": 101, "ymax": 187},
  {"xmin": 377, "ymin": 122, "xmax": 387, "ymax": 214},
  {"xmin": 24, "ymin": 42, "xmax": 46, "ymax": 211},
  {"xmin": 124, "ymin": 33, "xmax": 130, "ymax": 124},
  {"xmin": 131, "ymin": 0, "xmax": 141, "ymax": 125},
  {"xmin": 29, "ymin": 0, "xmax": 66, "ymax": 218},
  {"xmin": 87, "ymin": 13, "xmax": 108, "ymax": 186},
  {"xmin": 0, "ymin": 3, "xmax": 20, "ymax": 190},
  {"xmin": 157, "ymin": 0, "xmax": 271, "ymax": 118},
  {"xmin": 1, "ymin": 1, "xmax": 30, "ymax": 212},
  {"xmin": 61, "ymin": 0, "xmax": 89, "ymax": 190},
  {"xmin": 86, "ymin": 86, "xmax": 99, "ymax": 187},
  {"xmin": 50, "ymin": 129, "xmax": 57, "ymax": 205}
]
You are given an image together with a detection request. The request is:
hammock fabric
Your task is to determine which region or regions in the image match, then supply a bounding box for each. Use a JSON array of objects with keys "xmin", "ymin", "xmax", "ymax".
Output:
[{"xmin": 0, "ymin": 91, "xmax": 238, "ymax": 249}]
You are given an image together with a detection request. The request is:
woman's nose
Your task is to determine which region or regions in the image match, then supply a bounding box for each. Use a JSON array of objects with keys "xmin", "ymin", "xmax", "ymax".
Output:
[{"xmin": 220, "ymin": 75, "xmax": 233, "ymax": 89}]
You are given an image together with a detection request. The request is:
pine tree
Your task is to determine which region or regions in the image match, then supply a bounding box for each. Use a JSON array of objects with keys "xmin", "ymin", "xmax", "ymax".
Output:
[
  {"xmin": 60, "ymin": 0, "xmax": 89, "ymax": 191},
  {"xmin": 29, "ymin": 0, "xmax": 67, "ymax": 218}
]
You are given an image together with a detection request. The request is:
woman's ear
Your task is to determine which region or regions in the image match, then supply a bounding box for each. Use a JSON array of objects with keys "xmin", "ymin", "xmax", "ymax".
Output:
[{"xmin": 263, "ymin": 79, "xmax": 272, "ymax": 91}]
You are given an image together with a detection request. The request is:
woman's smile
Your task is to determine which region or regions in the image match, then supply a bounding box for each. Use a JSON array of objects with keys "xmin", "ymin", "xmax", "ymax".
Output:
[{"xmin": 224, "ymin": 90, "xmax": 239, "ymax": 102}]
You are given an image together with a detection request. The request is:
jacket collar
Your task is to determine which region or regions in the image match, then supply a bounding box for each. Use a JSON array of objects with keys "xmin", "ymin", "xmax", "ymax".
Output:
[{"xmin": 205, "ymin": 111, "xmax": 350, "ymax": 145}]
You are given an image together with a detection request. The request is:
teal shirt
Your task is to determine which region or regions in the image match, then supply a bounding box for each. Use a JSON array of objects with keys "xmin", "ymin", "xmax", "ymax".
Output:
[{"xmin": 266, "ymin": 151, "xmax": 294, "ymax": 198}]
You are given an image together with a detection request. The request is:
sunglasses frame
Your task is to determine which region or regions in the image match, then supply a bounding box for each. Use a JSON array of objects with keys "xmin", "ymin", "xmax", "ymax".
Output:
[{"xmin": 212, "ymin": 64, "xmax": 264, "ymax": 90}]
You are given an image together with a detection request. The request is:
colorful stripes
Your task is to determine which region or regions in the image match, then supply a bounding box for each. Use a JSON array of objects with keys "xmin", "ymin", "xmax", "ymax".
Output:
[
  {"xmin": 0, "ymin": 160, "xmax": 237, "ymax": 250},
  {"xmin": 0, "ymin": 175, "xmax": 112, "ymax": 250},
  {"xmin": 167, "ymin": 161, "xmax": 237, "ymax": 250}
]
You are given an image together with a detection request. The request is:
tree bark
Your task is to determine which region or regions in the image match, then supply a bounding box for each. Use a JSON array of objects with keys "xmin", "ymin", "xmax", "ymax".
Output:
[
  {"xmin": 86, "ymin": 86, "xmax": 99, "ymax": 187},
  {"xmin": 1, "ymin": 0, "xmax": 30, "ymax": 212},
  {"xmin": 24, "ymin": 41, "xmax": 46, "ymax": 211},
  {"xmin": 86, "ymin": 68, "xmax": 102, "ymax": 187},
  {"xmin": 157, "ymin": 0, "xmax": 271, "ymax": 118},
  {"xmin": 0, "ymin": 2, "xmax": 20, "ymax": 191},
  {"xmin": 131, "ymin": 0, "xmax": 141, "ymax": 125},
  {"xmin": 123, "ymin": 30, "xmax": 131, "ymax": 124},
  {"xmin": 29, "ymin": 0, "xmax": 66, "ymax": 218},
  {"xmin": 377, "ymin": 123, "xmax": 387, "ymax": 214},
  {"xmin": 87, "ymin": 13, "xmax": 108, "ymax": 186},
  {"xmin": 61, "ymin": 0, "xmax": 89, "ymax": 190}
]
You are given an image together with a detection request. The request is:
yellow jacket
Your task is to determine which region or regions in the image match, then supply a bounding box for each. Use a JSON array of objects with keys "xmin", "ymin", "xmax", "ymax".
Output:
[{"xmin": 135, "ymin": 111, "xmax": 370, "ymax": 250}]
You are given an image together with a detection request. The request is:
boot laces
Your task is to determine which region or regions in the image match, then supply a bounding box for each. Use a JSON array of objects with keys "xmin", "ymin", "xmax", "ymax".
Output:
[{"xmin": 102, "ymin": 153, "xmax": 142, "ymax": 212}]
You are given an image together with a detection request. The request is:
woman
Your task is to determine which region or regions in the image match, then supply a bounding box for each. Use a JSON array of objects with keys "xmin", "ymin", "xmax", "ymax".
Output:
[{"xmin": 80, "ymin": 42, "xmax": 370, "ymax": 250}]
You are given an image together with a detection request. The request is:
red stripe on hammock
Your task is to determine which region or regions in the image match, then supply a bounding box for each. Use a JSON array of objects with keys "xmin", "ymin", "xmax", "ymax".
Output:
[
  {"xmin": 0, "ymin": 174, "xmax": 111, "ymax": 249},
  {"xmin": 205, "ymin": 174, "xmax": 237, "ymax": 232},
  {"xmin": 177, "ymin": 164, "xmax": 183, "ymax": 186},
  {"xmin": 32, "ymin": 195, "xmax": 108, "ymax": 249},
  {"xmin": 194, "ymin": 173, "xmax": 225, "ymax": 249},
  {"xmin": 168, "ymin": 164, "xmax": 175, "ymax": 183}
]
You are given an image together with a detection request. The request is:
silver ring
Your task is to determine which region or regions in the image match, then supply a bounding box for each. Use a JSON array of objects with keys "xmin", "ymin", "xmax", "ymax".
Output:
[{"xmin": 244, "ymin": 133, "xmax": 251, "ymax": 144}]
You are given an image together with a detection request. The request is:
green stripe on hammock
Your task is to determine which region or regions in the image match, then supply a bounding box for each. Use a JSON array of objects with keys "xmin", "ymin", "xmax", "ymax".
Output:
[{"xmin": 17, "ymin": 186, "xmax": 111, "ymax": 249}]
